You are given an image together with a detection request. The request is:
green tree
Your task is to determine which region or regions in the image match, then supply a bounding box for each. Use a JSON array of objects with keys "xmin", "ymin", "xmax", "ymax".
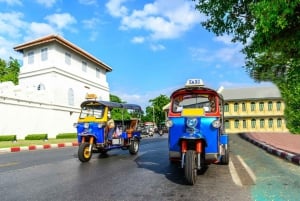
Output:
[
  {"xmin": 0, "ymin": 57, "xmax": 20, "ymax": 84},
  {"xmin": 109, "ymin": 94, "xmax": 132, "ymax": 120},
  {"xmin": 194, "ymin": 0, "xmax": 300, "ymax": 133},
  {"xmin": 144, "ymin": 94, "xmax": 170, "ymax": 125}
]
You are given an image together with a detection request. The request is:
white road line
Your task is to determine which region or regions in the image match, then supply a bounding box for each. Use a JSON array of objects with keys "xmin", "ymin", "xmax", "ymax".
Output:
[
  {"xmin": 229, "ymin": 158, "xmax": 242, "ymax": 187},
  {"xmin": 0, "ymin": 162, "xmax": 19, "ymax": 168},
  {"xmin": 236, "ymin": 155, "xmax": 256, "ymax": 183}
]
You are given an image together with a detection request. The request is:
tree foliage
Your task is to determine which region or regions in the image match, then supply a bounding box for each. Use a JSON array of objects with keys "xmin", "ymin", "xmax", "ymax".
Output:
[
  {"xmin": 143, "ymin": 94, "xmax": 170, "ymax": 125},
  {"xmin": 109, "ymin": 94, "xmax": 131, "ymax": 120},
  {"xmin": 194, "ymin": 0, "xmax": 300, "ymax": 133},
  {"xmin": 0, "ymin": 57, "xmax": 20, "ymax": 84}
]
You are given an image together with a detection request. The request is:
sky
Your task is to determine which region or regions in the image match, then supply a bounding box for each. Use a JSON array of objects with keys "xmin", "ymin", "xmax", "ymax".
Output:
[{"xmin": 0, "ymin": 0, "xmax": 273, "ymax": 109}]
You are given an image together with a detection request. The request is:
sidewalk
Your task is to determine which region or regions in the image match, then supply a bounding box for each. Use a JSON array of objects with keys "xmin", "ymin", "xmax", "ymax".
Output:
[
  {"xmin": 0, "ymin": 142, "xmax": 79, "ymax": 154},
  {"xmin": 240, "ymin": 132, "xmax": 300, "ymax": 166}
]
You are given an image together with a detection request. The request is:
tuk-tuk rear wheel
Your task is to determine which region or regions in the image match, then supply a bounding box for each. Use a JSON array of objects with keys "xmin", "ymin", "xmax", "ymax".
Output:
[
  {"xmin": 129, "ymin": 139, "xmax": 139, "ymax": 155},
  {"xmin": 78, "ymin": 142, "xmax": 92, "ymax": 162},
  {"xmin": 185, "ymin": 150, "xmax": 197, "ymax": 185}
]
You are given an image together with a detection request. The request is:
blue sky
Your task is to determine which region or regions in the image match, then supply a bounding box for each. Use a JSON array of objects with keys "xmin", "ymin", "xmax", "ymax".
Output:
[{"xmin": 0, "ymin": 0, "xmax": 272, "ymax": 109}]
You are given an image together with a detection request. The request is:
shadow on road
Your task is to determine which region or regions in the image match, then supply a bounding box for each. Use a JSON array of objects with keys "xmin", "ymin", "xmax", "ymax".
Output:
[{"xmin": 134, "ymin": 146, "xmax": 208, "ymax": 185}]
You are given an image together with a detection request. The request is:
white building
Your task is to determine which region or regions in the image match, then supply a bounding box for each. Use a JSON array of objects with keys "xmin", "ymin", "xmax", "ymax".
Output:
[{"xmin": 0, "ymin": 34, "xmax": 112, "ymax": 139}]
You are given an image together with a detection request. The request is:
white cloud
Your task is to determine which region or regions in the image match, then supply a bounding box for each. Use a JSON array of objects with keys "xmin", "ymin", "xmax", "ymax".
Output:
[
  {"xmin": 35, "ymin": 0, "xmax": 57, "ymax": 8},
  {"xmin": 81, "ymin": 16, "xmax": 105, "ymax": 41},
  {"xmin": 213, "ymin": 35, "xmax": 234, "ymax": 45},
  {"xmin": 78, "ymin": 0, "xmax": 98, "ymax": 6},
  {"xmin": 44, "ymin": 13, "xmax": 77, "ymax": 30},
  {"xmin": 0, "ymin": 12, "xmax": 26, "ymax": 38},
  {"xmin": 0, "ymin": 0, "xmax": 22, "ymax": 6},
  {"xmin": 190, "ymin": 47, "xmax": 213, "ymax": 62},
  {"xmin": 0, "ymin": 36, "xmax": 19, "ymax": 59},
  {"xmin": 150, "ymin": 43, "xmax": 165, "ymax": 51},
  {"xmin": 112, "ymin": 86, "xmax": 174, "ymax": 110},
  {"xmin": 107, "ymin": 0, "xmax": 203, "ymax": 42},
  {"xmin": 190, "ymin": 44, "xmax": 245, "ymax": 67},
  {"xmin": 82, "ymin": 17, "xmax": 100, "ymax": 29},
  {"xmin": 131, "ymin": 36, "xmax": 145, "ymax": 44},
  {"xmin": 215, "ymin": 45, "xmax": 244, "ymax": 67},
  {"xmin": 106, "ymin": 0, "xmax": 128, "ymax": 17},
  {"xmin": 25, "ymin": 22, "xmax": 57, "ymax": 40}
]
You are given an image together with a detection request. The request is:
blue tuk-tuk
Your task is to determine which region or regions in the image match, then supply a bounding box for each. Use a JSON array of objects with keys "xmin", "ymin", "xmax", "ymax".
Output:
[
  {"xmin": 74, "ymin": 96, "xmax": 142, "ymax": 162},
  {"xmin": 166, "ymin": 79, "xmax": 229, "ymax": 184}
]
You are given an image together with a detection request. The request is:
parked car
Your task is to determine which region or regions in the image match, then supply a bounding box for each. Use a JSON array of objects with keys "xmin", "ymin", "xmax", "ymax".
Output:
[{"xmin": 141, "ymin": 122, "xmax": 155, "ymax": 137}]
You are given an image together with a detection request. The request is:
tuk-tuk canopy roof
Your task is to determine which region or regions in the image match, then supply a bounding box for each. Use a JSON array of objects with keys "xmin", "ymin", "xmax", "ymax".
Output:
[
  {"xmin": 80, "ymin": 100, "xmax": 142, "ymax": 111},
  {"xmin": 170, "ymin": 86, "xmax": 224, "ymax": 100}
]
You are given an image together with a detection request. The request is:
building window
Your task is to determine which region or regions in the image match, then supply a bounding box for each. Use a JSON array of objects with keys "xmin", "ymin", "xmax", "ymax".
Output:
[
  {"xmin": 251, "ymin": 119, "xmax": 256, "ymax": 128},
  {"xmin": 234, "ymin": 103, "xmax": 239, "ymax": 112},
  {"xmin": 96, "ymin": 68, "xmax": 100, "ymax": 78},
  {"xmin": 243, "ymin": 120, "xmax": 247, "ymax": 128},
  {"xmin": 225, "ymin": 120, "xmax": 230, "ymax": 129},
  {"xmin": 37, "ymin": 83, "xmax": 45, "ymax": 90},
  {"xmin": 242, "ymin": 102, "xmax": 246, "ymax": 112},
  {"xmin": 68, "ymin": 88, "xmax": 74, "ymax": 106},
  {"xmin": 251, "ymin": 102, "xmax": 256, "ymax": 111},
  {"xmin": 82, "ymin": 61, "xmax": 87, "ymax": 72},
  {"xmin": 224, "ymin": 103, "xmax": 229, "ymax": 112},
  {"xmin": 28, "ymin": 51, "xmax": 34, "ymax": 64},
  {"xmin": 268, "ymin": 101, "xmax": 273, "ymax": 111},
  {"xmin": 260, "ymin": 119, "xmax": 265, "ymax": 128},
  {"xmin": 276, "ymin": 101, "xmax": 281, "ymax": 111},
  {"xmin": 277, "ymin": 118, "xmax": 282, "ymax": 128},
  {"xmin": 234, "ymin": 119, "xmax": 239, "ymax": 128},
  {"xmin": 259, "ymin": 102, "xmax": 264, "ymax": 111},
  {"xmin": 41, "ymin": 48, "xmax": 48, "ymax": 61},
  {"xmin": 268, "ymin": 118, "xmax": 273, "ymax": 128},
  {"xmin": 65, "ymin": 52, "xmax": 71, "ymax": 65}
]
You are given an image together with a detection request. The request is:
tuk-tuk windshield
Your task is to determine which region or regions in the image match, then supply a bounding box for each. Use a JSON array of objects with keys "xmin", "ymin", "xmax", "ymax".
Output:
[
  {"xmin": 79, "ymin": 105, "xmax": 105, "ymax": 119},
  {"xmin": 172, "ymin": 94, "xmax": 216, "ymax": 113}
]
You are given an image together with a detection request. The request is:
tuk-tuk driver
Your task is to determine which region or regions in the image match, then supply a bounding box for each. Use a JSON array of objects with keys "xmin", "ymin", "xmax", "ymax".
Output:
[
  {"xmin": 107, "ymin": 110, "xmax": 115, "ymax": 143},
  {"xmin": 208, "ymin": 95, "xmax": 216, "ymax": 112}
]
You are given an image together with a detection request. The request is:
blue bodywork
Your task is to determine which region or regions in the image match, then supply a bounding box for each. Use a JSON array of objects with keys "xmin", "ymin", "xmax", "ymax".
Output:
[
  {"xmin": 168, "ymin": 117, "xmax": 227, "ymax": 154},
  {"xmin": 76, "ymin": 122, "xmax": 141, "ymax": 145}
]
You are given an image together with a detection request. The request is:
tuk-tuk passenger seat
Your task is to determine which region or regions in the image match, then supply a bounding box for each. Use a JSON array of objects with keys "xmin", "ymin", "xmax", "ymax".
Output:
[{"xmin": 126, "ymin": 119, "xmax": 138, "ymax": 138}]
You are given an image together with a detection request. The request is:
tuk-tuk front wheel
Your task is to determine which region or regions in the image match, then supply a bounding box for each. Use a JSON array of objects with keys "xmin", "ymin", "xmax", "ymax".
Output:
[
  {"xmin": 185, "ymin": 150, "xmax": 197, "ymax": 185},
  {"xmin": 221, "ymin": 148, "xmax": 229, "ymax": 165},
  {"xmin": 129, "ymin": 139, "xmax": 139, "ymax": 155},
  {"xmin": 78, "ymin": 142, "xmax": 92, "ymax": 162}
]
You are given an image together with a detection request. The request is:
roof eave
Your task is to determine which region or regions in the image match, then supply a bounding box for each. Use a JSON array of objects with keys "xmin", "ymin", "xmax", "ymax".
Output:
[{"xmin": 13, "ymin": 34, "xmax": 112, "ymax": 72}]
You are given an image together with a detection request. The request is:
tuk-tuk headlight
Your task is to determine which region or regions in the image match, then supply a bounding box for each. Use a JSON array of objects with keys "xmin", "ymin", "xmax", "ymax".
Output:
[
  {"xmin": 212, "ymin": 120, "xmax": 221, "ymax": 128},
  {"xmin": 98, "ymin": 123, "xmax": 105, "ymax": 128},
  {"xmin": 166, "ymin": 120, "xmax": 173, "ymax": 128},
  {"xmin": 84, "ymin": 123, "xmax": 89, "ymax": 129},
  {"xmin": 186, "ymin": 118, "xmax": 198, "ymax": 128}
]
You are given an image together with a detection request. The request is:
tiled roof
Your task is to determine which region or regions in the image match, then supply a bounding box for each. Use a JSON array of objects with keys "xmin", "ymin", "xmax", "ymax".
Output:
[
  {"xmin": 221, "ymin": 85, "xmax": 282, "ymax": 100},
  {"xmin": 14, "ymin": 34, "xmax": 112, "ymax": 72}
]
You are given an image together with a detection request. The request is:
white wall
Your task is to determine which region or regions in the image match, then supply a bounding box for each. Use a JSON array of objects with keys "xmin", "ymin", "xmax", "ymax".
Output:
[
  {"xmin": 0, "ymin": 83, "xmax": 81, "ymax": 139},
  {"xmin": 0, "ymin": 37, "xmax": 111, "ymax": 139}
]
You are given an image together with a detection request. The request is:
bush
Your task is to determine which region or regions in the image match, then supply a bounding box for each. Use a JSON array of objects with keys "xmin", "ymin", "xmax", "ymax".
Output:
[
  {"xmin": 0, "ymin": 135, "xmax": 17, "ymax": 141},
  {"xmin": 25, "ymin": 134, "xmax": 48, "ymax": 140},
  {"xmin": 56, "ymin": 133, "xmax": 77, "ymax": 139}
]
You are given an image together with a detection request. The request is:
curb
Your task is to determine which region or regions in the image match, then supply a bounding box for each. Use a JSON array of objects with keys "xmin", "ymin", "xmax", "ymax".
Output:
[
  {"xmin": 240, "ymin": 134, "xmax": 300, "ymax": 166},
  {"xmin": 0, "ymin": 142, "xmax": 79, "ymax": 153}
]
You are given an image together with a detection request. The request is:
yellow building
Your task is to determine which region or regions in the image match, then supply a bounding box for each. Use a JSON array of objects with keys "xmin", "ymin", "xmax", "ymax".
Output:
[{"xmin": 222, "ymin": 86, "xmax": 288, "ymax": 133}]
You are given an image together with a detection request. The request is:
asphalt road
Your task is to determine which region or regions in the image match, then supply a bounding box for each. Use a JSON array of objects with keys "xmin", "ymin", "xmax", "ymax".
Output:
[{"xmin": 0, "ymin": 134, "xmax": 299, "ymax": 201}]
